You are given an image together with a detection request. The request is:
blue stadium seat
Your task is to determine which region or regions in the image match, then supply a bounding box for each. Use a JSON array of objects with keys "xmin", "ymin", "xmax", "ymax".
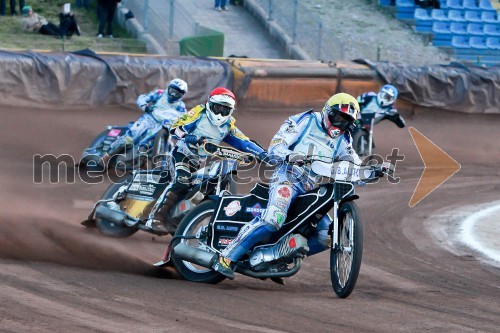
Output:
[
  {"xmin": 379, "ymin": 0, "xmax": 392, "ymax": 6},
  {"xmin": 469, "ymin": 36, "xmax": 489, "ymax": 49},
  {"xmin": 484, "ymin": 24, "xmax": 500, "ymax": 37},
  {"xmin": 449, "ymin": 10, "xmax": 467, "ymax": 22},
  {"xmin": 450, "ymin": 22, "xmax": 468, "ymax": 35},
  {"xmin": 479, "ymin": 0, "xmax": 497, "ymax": 13},
  {"xmin": 432, "ymin": 22, "xmax": 453, "ymax": 46},
  {"xmin": 396, "ymin": 0, "xmax": 413, "ymax": 5},
  {"xmin": 481, "ymin": 12, "xmax": 499, "ymax": 25},
  {"xmin": 432, "ymin": 9, "xmax": 450, "ymax": 22},
  {"xmin": 486, "ymin": 37, "xmax": 500, "ymax": 49},
  {"xmin": 446, "ymin": 0, "xmax": 463, "ymax": 11},
  {"xmin": 464, "ymin": 10, "xmax": 482, "ymax": 23},
  {"xmin": 467, "ymin": 23, "xmax": 485, "ymax": 36},
  {"xmin": 451, "ymin": 35, "xmax": 471, "ymax": 48},
  {"xmin": 415, "ymin": 8, "xmax": 434, "ymax": 32},
  {"xmin": 396, "ymin": 0, "xmax": 416, "ymax": 19},
  {"xmin": 463, "ymin": 0, "xmax": 480, "ymax": 12}
]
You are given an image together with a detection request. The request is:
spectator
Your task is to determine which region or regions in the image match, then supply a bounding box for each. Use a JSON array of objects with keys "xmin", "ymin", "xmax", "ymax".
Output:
[
  {"xmin": 75, "ymin": 0, "xmax": 90, "ymax": 10},
  {"xmin": 0, "ymin": 0, "xmax": 25, "ymax": 16},
  {"xmin": 59, "ymin": 3, "xmax": 80, "ymax": 37},
  {"xmin": 20, "ymin": 6, "xmax": 64, "ymax": 37},
  {"xmin": 97, "ymin": 0, "xmax": 121, "ymax": 38},
  {"xmin": 214, "ymin": 0, "xmax": 229, "ymax": 11}
]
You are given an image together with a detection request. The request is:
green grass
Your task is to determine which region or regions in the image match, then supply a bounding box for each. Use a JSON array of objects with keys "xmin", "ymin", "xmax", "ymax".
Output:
[{"xmin": 0, "ymin": 0, "xmax": 147, "ymax": 54}]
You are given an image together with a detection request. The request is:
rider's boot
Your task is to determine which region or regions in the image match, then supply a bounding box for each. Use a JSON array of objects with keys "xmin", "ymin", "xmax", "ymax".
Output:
[
  {"xmin": 144, "ymin": 192, "xmax": 178, "ymax": 234},
  {"xmin": 270, "ymin": 277, "xmax": 286, "ymax": 285},
  {"xmin": 212, "ymin": 255, "xmax": 235, "ymax": 280}
]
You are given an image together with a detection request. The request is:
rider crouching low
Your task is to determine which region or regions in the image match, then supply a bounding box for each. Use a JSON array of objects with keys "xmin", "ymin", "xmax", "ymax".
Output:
[
  {"xmin": 102, "ymin": 78, "xmax": 188, "ymax": 164},
  {"xmin": 144, "ymin": 87, "xmax": 267, "ymax": 234},
  {"xmin": 356, "ymin": 84, "xmax": 405, "ymax": 128},
  {"xmin": 212, "ymin": 93, "xmax": 362, "ymax": 279}
]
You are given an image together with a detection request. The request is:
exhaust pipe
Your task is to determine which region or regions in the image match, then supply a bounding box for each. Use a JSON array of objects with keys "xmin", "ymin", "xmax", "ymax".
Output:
[
  {"xmin": 173, "ymin": 243, "xmax": 217, "ymax": 269},
  {"xmin": 95, "ymin": 204, "xmax": 128, "ymax": 226}
]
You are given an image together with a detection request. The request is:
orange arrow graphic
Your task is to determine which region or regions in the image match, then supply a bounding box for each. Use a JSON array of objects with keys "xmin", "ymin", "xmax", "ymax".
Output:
[{"xmin": 409, "ymin": 127, "xmax": 461, "ymax": 207}]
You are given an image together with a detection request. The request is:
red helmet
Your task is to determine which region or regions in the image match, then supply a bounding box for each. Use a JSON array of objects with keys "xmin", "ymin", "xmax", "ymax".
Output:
[{"xmin": 206, "ymin": 87, "xmax": 236, "ymax": 126}]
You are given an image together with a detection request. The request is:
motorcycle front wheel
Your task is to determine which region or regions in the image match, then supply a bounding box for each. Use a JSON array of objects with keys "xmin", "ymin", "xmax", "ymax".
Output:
[
  {"xmin": 330, "ymin": 201, "xmax": 363, "ymax": 298},
  {"xmin": 95, "ymin": 175, "xmax": 138, "ymax": 238},
  {"xmin": 352, "ymin": 130, "xmax": 373, "ymax": 159},
  {"xmin": 171, "ymin": 200, "xmax": 225, "ymax": 284}
]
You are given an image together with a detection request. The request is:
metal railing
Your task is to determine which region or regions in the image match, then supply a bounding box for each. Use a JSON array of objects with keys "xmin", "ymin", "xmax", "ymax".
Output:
[{"xmin": 121, "ymin": 0, "xmax": 198, "ymax": 52}]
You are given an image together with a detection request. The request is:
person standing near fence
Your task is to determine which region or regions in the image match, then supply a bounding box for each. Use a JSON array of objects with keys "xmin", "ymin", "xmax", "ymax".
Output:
[
  {"xmin": 75, "ymin": 0, "xmax": 90, "ymax": 10},
  {"xmin": 214, "ymin": 0, "xmax": 229, "ymax": 11},
  {"xmin": 97, "ymin": 0, "xmax": 121, "ymax": 38},
  {"xmin": 0, "ymin": 0, "xmax": 25, "ymax": 16}
]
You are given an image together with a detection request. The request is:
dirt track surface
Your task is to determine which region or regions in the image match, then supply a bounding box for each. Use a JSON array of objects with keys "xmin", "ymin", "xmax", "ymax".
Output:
[{"xmin": 1, "ymin": 105, "xmax": 500, "ymax": 332}]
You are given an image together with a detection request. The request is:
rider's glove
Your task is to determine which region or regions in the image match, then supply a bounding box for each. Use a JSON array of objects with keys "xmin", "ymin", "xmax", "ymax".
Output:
[
  {"xmin": 184, "ymin": 134, "xmax": 199, "ymax": 145},
  {"xmin": 141, "ymin": 104, "xmax": 151, "ymax": 113},
  {"xmin": 286, "ymin": 153, "xmax": 307, "ymax": 166},
  {"xmin": 255, "ymin": 152, "xmax": 276, "ymax": 166},
  {"xmin": 184, "ymin": 135, "xmax": 205, "ymax": 145},
  {"xmin": 373, "ymin": 162, "xmax": 395, "ymax": 178}
]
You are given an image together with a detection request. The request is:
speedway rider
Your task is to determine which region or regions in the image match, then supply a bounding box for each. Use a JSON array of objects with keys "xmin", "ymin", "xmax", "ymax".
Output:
[
  {"xmin": 212, "ymin": 93, "xmax": 364, "ymax": 279},
  {"xmin": 104, "ymin": 78, "xmax": 188, "ymax": 160},
  {"xmin": 144, "ymin": 87, "xmax": 267, "ymax": 234},
  {"xmin": 356, "ymin": 84, "xmax": 405, "ymax": 128}
]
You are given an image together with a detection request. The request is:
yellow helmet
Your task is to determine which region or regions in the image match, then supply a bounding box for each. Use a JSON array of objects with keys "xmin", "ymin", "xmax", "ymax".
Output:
[{"xmin": 321, "ymin": 93, "xmax": 360, "ymax": 138}]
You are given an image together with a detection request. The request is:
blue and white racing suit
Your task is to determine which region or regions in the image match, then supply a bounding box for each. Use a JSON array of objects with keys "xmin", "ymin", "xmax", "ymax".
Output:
[
  {"xmin": 222, "ymin": 110, "xmax": 362, "ymax": 261},
  {"xmin": 357, "ymin": 92, "xmax": 395, "ymax": 124},
  {"xmin": 148, "ymin": 104, "xmax": 265, "ymax": 221},
  {"xmin": 109, "ymin": 89, "xmax": 186, "ymax": 153}
]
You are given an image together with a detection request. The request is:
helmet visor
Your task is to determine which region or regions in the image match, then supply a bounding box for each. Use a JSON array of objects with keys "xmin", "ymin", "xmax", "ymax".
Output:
[
  {"xmin": 168, "ymin": 86, "xmax": 184, "ymax": 99},
  {"xmin": 379, "ymin": 91, "xmax": 395, "ymax": 104},
  {"xmin": 327, "ymin": 105, "xmax": 355, "ymax": 130},
  {"xmin": 210, "ymin": 102, "xmax": 233, "ymax": 117}
]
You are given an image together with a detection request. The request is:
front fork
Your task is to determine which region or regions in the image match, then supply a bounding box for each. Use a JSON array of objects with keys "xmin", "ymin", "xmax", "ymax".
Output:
[
  {"xmin": 368, "ymin": 118, "xmax": 375, "ymax": 156},
  {"xmin": 332, "ymin": 202, "xmax": 339, "ymax": 250}
]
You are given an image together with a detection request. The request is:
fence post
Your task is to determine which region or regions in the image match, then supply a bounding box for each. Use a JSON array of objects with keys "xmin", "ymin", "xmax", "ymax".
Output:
[
  {"xmin": 292, "ymin": 0, "xmax": 298, "ymax": 43},
  {"xmin": 316, "ymin": 21, "xmax": 322, "ymax": 60},
  {"xmin": 169, "ymin": 0, "xmax": 175, "ymax": 39},
  {"xmin": 377, "ymin": 45, "xmax": 381, "ymax": 61},
  {"xmin": 268, "ymin": 0, "xmax": 273, "ymax": 20},
  {"xmin": 144, "ymin": 0, "xmax": 149, "ymax": 31}
]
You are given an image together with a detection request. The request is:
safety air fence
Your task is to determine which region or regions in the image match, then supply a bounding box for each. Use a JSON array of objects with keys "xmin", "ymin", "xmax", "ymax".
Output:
[{"xmin": 0, "ymin": 50, "xmax": 498, "ymax": 114}]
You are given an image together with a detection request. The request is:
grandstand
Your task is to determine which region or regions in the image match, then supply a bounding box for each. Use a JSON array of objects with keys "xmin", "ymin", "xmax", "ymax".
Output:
[{"xmin": 380, "ymin": 0, "xmax": 500, "ymax": 66}]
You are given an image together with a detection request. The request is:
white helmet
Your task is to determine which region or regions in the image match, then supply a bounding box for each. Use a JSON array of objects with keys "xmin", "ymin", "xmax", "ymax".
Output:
[
  {"xmin": 205, "ymin": 87, "xmax": 236, "ymax": 126},
  {"xmin": 167, "ymin": 78, "xmax": 188, "ymax": 103},
  {"xmin": 377, "ymin": 84, "xmax": 398, "ymax": 107}
]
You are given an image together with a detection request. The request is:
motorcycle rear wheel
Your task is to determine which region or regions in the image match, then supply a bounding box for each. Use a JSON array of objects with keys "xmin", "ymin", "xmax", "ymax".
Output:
[
  {"xmin": 95, "ymin": 175, "xmax": 138, "ymax": 238},
  {"xmin": 330, "ymin": 201, "xmax": 363, "ymax": 298},
  {"xmin": 171, "ymin": 200, "xmax": 225, "ymax": 284}
]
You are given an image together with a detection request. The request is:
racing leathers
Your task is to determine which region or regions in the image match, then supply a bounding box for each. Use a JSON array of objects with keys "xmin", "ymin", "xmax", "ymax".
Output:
[
  {"xmin": 221, "ymin": 110, "xmax": 362, "ymax": 263},
  {"xmin": 146, "ymin": 104, "xmax": 266, "ymax": 231},
  {"xmin": 356, "ymin": 92, "xmax": 405, "ymax": 128},
  {"xmin": 107, "ymin": 89, "xmax": 187, "ymax": 155}
]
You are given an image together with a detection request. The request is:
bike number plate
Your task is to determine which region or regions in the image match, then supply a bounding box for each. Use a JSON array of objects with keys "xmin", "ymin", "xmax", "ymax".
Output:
[{"xmin": 108, "ymin": 129, "xmax": 123, "ymax": 137}]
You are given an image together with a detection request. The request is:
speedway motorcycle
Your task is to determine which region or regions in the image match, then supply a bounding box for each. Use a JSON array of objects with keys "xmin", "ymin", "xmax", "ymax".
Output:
[
  {"xmin": 81, "ymin": 142, "xmax": 253, "ymax": 238},
  {"xmin": 351, "ymin": 108, "xmax": 405, "ymax": 158},
  {"xmin": 158, "ymin": 154, "xmax": 390, "ymax": 298},
  {"xmin": 80, "ymin": 118, "xmax": 171, "ymax": 172}
]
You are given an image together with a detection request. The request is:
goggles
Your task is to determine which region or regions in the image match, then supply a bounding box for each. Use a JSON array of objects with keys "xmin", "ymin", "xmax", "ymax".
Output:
[
  {"xmin": 210, "ymin": 102, "xmax": 233, "ymax": 116},
  {"xmin": 379, "ymin": 92, "xmax": 395, "ymax": 103},
  {"xmin": 327, "ymin": 104, "xmax": 356, "ymax": 130},
  {"xmin": 168, "ymin": 86, "xmax": 184, "ymax": 99}
]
